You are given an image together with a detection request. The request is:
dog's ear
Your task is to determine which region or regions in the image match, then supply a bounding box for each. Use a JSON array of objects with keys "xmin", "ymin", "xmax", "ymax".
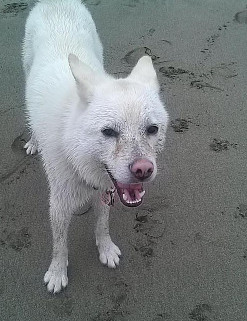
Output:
[
  {"xmin": 68, "ymin": 54, "xmax": 97, "ymax": 102},
  {"xmin": 129, "ymin": 56, "xmax": 159, "ymax": 91}
]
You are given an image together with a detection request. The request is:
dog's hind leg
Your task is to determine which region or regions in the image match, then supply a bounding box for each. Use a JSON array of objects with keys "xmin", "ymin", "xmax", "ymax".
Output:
[{"xmin": 93, "ymin": 193, "xmax": 121, "ymax": 268}]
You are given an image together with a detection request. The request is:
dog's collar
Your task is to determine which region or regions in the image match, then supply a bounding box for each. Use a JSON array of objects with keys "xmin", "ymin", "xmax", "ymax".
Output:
[
  {"xmin": 91, "ymin": 184, "xmax": 115, "ymax": 207},
  {"xmin": 90, "ymin": 165, "xmax": 115, "ymax": 206},
  {"xmin": 101, "ymin": 188, "xmax": 115, "ymax": 206}
]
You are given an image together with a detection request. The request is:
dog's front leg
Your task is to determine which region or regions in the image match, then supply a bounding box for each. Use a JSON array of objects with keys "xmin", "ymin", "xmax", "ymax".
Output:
[
  {"xmin": 94, "ymin": 193, "xmax": 121, "ymax": 268},
  {"xmin": 44, "ymin": 194, "xmax": 72, "ymax": 293}
]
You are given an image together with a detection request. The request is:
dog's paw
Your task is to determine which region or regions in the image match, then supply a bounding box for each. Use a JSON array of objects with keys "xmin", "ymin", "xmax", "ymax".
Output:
[
  {"xmin": 44, "ymin": 260, "xmax": 68, "ymax": 293},
  {"xmin": 97, "ymin": 238, "xmax": 121, "ymax": 268},
  {"xmin": 24, "ymin": 138, "xmax": 38, "ymax": 155}
]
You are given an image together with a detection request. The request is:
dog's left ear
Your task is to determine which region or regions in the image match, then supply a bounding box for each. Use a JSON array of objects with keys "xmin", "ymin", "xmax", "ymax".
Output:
[
  {"xmin": 129, "ymin": 56, "xmax": 159, "ymax": 91},
  {"xmin": 68, "ymin": 54, "xmax": 98, "ymax": 103}
]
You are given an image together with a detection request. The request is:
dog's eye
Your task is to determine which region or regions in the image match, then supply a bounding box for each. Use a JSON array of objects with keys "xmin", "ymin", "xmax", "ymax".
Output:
[
  {"xmin": 102, "ymin": 128, "xmax": 119, "ymax": 138},
  {"xmin": 146, "ymin": 125, "xmax": 158, "ymax": 135}
]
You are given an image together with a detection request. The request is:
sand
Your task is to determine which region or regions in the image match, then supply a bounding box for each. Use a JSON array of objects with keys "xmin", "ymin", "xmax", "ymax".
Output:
[{"xmin": 1, "ymin": 0, "xmax": 247, "ymax": 320}]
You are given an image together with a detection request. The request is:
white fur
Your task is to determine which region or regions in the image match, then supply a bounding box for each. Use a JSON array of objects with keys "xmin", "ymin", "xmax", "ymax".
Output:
[{"xmin": 23, "ymin": 0, "xmax": 169, "ymax": 293}]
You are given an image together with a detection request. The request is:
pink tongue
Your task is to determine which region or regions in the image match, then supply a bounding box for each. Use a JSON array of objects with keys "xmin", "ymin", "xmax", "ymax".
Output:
[
  {"xmin": 134, "ymin": 189, "xmax": 141, "ymax": 200},
  {"xmin": 116, "ymin": 183, "xmax": 143, "ymax": 202}
]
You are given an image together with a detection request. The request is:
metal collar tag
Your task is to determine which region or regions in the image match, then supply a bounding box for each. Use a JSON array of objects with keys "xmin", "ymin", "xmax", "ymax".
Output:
[{"xmin": 101, "ymin": 189, "xmax": 115, "ymax": 206}]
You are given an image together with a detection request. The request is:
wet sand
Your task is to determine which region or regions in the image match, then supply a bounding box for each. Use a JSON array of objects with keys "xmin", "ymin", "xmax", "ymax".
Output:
[{"xmin": 1, "ymin": 0, "xmax": 247, "ymax": 320}]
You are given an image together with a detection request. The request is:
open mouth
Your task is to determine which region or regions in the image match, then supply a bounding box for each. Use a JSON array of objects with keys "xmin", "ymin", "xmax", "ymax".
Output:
[
  {"xmin": 115, "ymin": 181, "xmax": 145, "ymax": 207},
  {"xmin": 106, "ymin": 168, "xmax": 145, "ymax": 207}
]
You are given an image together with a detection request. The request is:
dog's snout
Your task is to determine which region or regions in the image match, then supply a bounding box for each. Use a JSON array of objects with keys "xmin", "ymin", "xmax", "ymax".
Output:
[{"xmin": 130, "ymin": 159, "xmax": 154, "ymax": 180}]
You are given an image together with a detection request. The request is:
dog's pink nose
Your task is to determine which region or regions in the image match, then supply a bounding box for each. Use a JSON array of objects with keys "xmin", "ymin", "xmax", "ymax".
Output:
[{"xmin": 130, "ymin": 159, "xmax": 154, "ymax": 180}]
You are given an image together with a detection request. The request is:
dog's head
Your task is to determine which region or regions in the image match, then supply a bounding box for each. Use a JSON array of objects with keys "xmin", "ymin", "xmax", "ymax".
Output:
[{"xmin": 68, "ymin": 54, "xmax": 169, "ymax": 207}]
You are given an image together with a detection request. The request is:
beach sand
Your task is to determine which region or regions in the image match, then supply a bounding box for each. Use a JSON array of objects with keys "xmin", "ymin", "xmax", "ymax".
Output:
[{"xmin": 1, "ymin": 0, "xmax": 247, "ymax": 320}]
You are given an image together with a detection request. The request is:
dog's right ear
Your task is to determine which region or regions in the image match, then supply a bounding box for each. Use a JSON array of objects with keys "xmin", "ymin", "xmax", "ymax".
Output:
[
  {"xmin": 68, "ymin": 54, "xmax": 97, "ymax": 102},
  {"xmin": 129, "ymin": 56, "xmax": 159, "ymax": 92}
]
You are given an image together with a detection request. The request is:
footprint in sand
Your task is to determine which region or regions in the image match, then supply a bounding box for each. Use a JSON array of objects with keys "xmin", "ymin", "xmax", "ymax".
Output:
[
  {"xmin": 1, "ymin": 227, "xmax": 31, "ymax": 251},
  {"xmin": 235, "ymin": 204, "xmax": 247, "ymax": 219},
  {"xmin": 209, "ymin": 138, "xmax": 237, "ymax": 152},
  {"xmin": 122, "ymin": 47, "xmax": 160, "ymax": 66},
  {"xmin": 189, "ymin": 304, "xmax": 214, "ymax": 321},
  {"xmin": 1, "ymin": 2, "xmax": 28, "ymax": 16},
  {"xmin": 235, "ymin": 10, "xmax": 247, "ymax": 24},
  {"xmin": 171, "ymin": 118, "xmax": 190, "ymax": 133}
]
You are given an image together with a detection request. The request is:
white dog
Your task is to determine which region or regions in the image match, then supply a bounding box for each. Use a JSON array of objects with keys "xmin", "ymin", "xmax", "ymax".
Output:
[{"xmin": 23, "ymin": 0, "xmax": 169, "ymax": 293}]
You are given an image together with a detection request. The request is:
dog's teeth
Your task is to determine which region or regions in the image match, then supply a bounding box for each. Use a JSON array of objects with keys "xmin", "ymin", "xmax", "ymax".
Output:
[
  {"xmin": 139, "ymin": 190, "xmax": 145, "ymax": 198},
  {"xmin": 123, "ymin": 193, "xmax": 127, "ymax": 201}
]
